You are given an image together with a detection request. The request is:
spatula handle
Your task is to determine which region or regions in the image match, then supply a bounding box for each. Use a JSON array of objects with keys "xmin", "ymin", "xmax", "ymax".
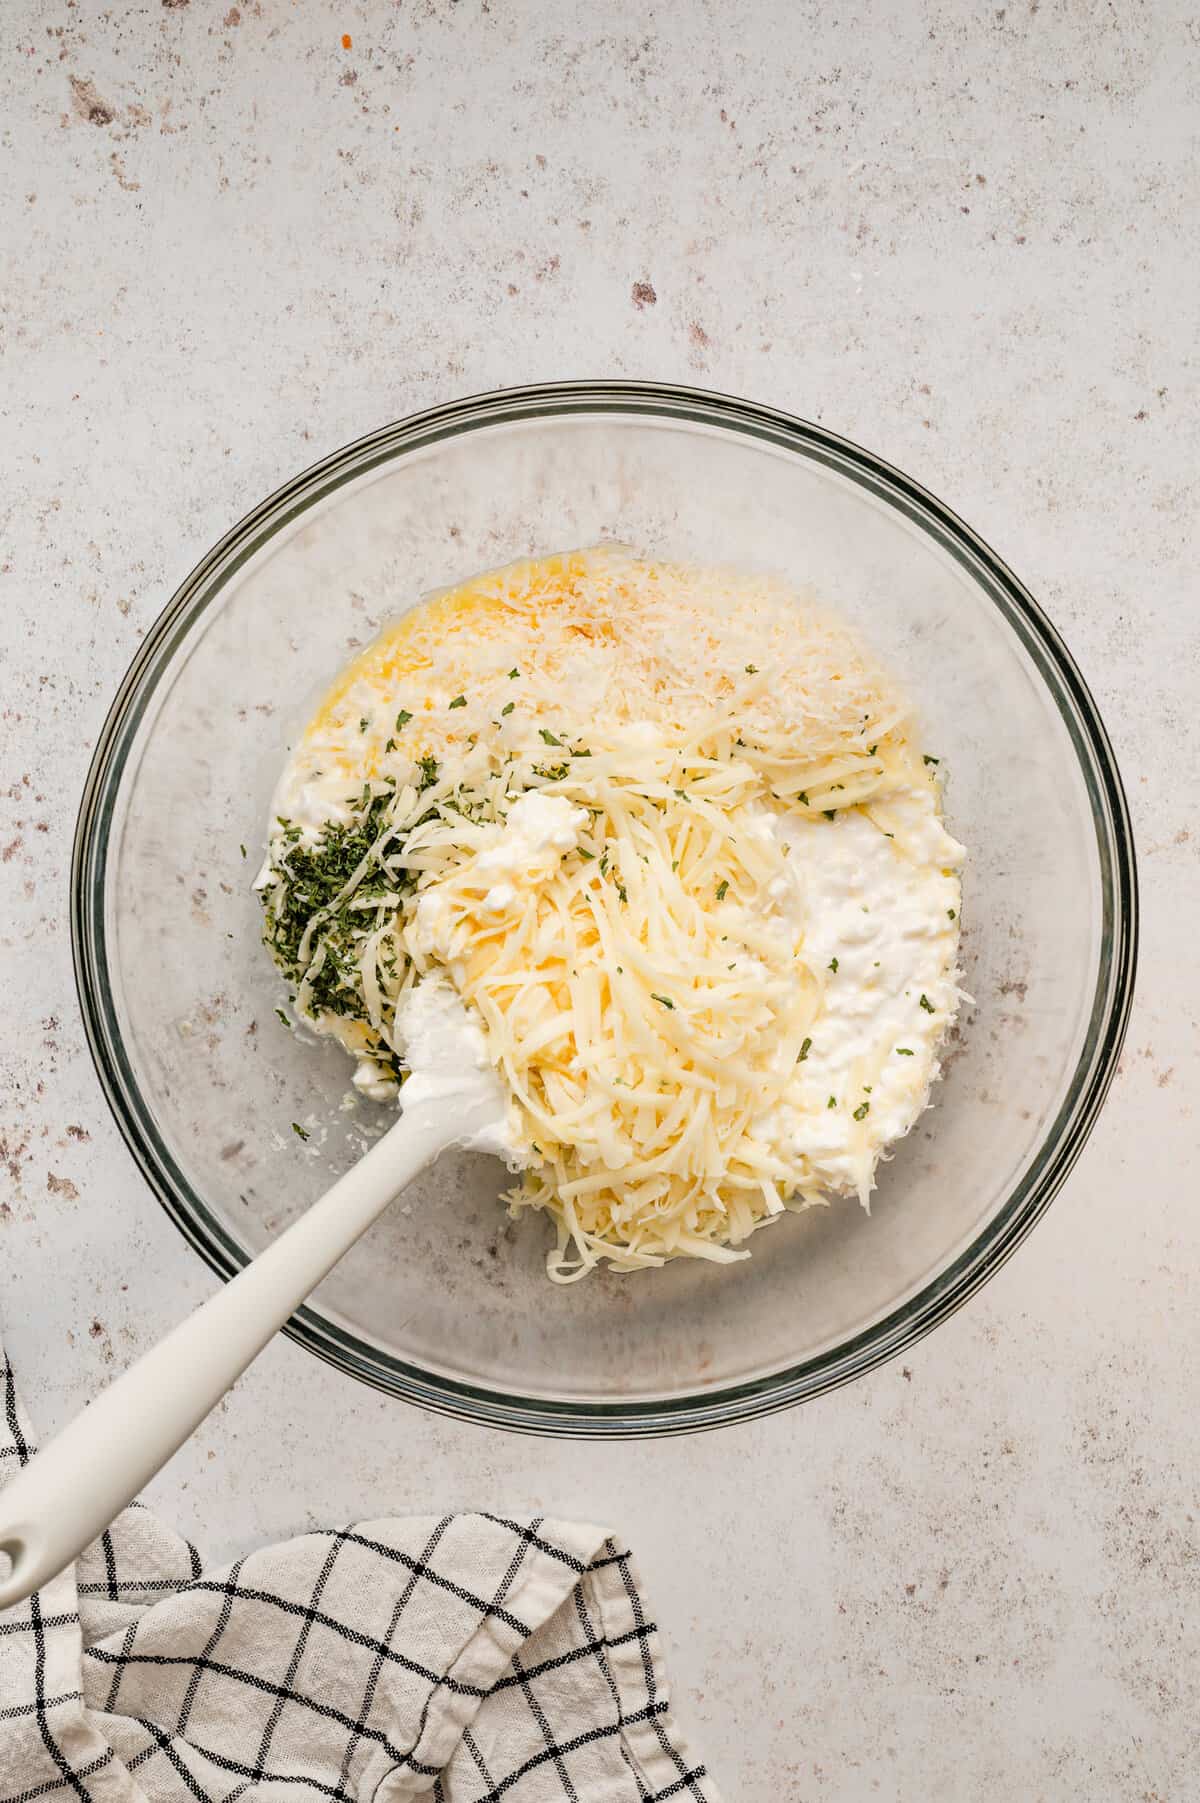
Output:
[{"xmin": 0, "ymin": 1113, "xmax": 439, "ymax": 1611}]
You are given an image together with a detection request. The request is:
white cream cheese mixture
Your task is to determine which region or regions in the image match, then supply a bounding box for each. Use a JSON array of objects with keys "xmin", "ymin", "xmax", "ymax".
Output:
[{"xmin": 258, "ymin": 547, "xmax": 965, "ymax": 1279}]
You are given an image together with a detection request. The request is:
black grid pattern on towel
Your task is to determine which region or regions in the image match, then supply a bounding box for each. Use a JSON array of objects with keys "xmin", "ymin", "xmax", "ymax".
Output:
[{"xmin": 0, "ymin": 1354, "xmax": 718, "ymax": 1802}]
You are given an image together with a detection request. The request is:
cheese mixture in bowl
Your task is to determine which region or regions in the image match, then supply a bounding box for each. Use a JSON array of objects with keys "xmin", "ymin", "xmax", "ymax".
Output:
[{"xmin": 258, "ymin": 547, "xmax": 965, "ymax": 1280}]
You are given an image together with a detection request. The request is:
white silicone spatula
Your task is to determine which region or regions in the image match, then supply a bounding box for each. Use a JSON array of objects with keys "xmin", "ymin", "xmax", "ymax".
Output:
[{"xmin": 0, "ymin": 981, "xmax": 510, "ymax": 1611}]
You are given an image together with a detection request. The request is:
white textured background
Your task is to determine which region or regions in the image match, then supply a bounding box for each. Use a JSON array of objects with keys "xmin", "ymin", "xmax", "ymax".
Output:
[{"xmin": 2, "ymin": 3, "xmax": 1198, "ymax": 1796}]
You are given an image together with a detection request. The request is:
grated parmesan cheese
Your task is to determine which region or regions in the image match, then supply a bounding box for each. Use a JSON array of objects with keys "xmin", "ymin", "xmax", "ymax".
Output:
[{"xmin": 260, "ymin": 547, "xmax": 965, "ymax": 1280}]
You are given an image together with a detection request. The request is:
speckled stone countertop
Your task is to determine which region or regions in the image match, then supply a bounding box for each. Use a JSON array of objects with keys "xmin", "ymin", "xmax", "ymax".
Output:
[{"xmin": 2, "ymin": 4, "xmax": 1197, "ymax": 1796}]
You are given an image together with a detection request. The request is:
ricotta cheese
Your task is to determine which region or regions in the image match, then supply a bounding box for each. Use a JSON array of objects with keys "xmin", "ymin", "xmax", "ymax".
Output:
[{"xmin": 257, "ymin": 547, "xmax": 965, "ymax": 1280}]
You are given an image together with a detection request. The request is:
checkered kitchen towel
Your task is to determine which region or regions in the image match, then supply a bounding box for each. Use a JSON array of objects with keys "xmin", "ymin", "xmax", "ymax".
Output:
[{"xmin": 0, "ymin": 1356, "xmax": 719, "ymax": 1801}]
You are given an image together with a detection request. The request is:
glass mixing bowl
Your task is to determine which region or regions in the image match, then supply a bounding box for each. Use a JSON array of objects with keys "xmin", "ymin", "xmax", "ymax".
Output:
[{"xmin": 72, "ymin": 383, "xmax": 1136, "ymax": 1436}]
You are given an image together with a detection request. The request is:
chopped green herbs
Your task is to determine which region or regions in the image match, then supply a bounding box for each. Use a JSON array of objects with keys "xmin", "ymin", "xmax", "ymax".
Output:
[
  {"xmin": 745, "ymin": 664, "xmax": 759, "ymax": 674},
  {"xmin": 651, "ymin": 993, "xmax": 675, "ymax": 1009},
  {"xmin": 359, "ymin": 716, "xmax": 369, "ymax": 732},
  {"xmin": 239, "ymin": 843, "xmax": 247, "ymax": 859},
  {"xmin": 919, "ymin": 993, "xmax": 935, "ymax": 1013},
  {"xmin": 258, "ymin": 784, "xmax": 419, "ymax": 1097},
  {"xmin": 947, "ymin": 908, "xmax": 956, "ymax": 920},
  {"xmin": 827, "ymin": 1096, "xmax": 837, "ymax": 1109},
  {"xmin": 539, "ymin": 727, "xmax": 563, "ymax": 747},
  {"xmin": 798, "ymin": 791, "xmax": 809, "ymax": 806},
  {"xmin": 823, "ymin": 809, "xmax": 837, "ymax": 821},
  {"xmin": 897, "ymin": 1046, "xmax": 914, "ymax": 1056},
  {"xmin": 395, "ymin": 709, "xmax": 412, "ymax": 730},
  {"xmin": 923, "ymin": 754, "xmax": 940, "ymax": 766},
  {"xmin": 263, "ymin": 795, "xmax": 400, "ymax": 1016},
  {"xmin": 500, "ymin": 700, "xmax": 515, "ymax": 716},
  {"xmin": 798, "ymin": 1036, "xmax": 812, "ymax": 1062},
  {"xmin": 828, "ymin": 957, "xmax": 839, "ymax": 973},
  {"xmin": 716, "ymin": 879, "xmax": 729, "ymax": 900},
  {"xmin": 508, "ymin": 667, "xmax": 520, "ymax": 679},
  {"xmin": 852, "ymin": 1101, "xmax": 870, "ymax": 1121},
  {"xmin": 291, "ymin": 1121, "xmax": 310, "ymax": 1141},
  {"xmin": 448, "ymin": 694, "xmax": 467, "ymax": 710}
]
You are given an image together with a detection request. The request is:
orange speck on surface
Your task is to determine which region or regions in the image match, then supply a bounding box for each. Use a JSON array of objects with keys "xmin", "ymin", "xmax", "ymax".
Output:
[{"xmin": 341, "ymin": 32, "xmax": 352, "ymax": 49}]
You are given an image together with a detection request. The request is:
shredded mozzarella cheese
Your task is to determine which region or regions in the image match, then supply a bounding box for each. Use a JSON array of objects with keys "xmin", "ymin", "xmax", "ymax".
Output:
[{"xmin": 261, "ymin": 547, "xmax": 964, "ymax": 1280}]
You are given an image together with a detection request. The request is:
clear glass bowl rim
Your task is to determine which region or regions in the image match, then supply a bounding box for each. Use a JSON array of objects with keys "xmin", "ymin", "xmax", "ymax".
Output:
[{"xmin": 71, "ymin": 380, "xmax": 1138, "ymax": 1438}]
